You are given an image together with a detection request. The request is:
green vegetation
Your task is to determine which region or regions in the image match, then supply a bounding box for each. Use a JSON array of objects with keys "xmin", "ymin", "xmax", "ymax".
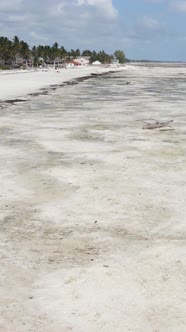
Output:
[
  {"xmin": 114, "ymin": 50, "xmax": 126, "ymax": 64},
  {"xmin": 0, "ymin": 35, "xmax": 128, "ymax": 67},
  {"xmin": 0, "ymin": 65, "xmax": 11, "ymax": 70}
]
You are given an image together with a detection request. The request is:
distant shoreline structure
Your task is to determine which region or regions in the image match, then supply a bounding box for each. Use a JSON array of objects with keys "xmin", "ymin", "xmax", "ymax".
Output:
[{"xmin": 130, "ymin": 60, "xmax": 186, "ymax": 64}]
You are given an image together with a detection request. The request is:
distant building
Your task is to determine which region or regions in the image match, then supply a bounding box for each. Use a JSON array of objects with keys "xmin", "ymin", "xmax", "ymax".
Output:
[
  {"xmin": 0, "ymin": 58, "xmax": 5, "ymax": 66},
  {"xmin": 15, "ymin": 56, "xmax": 25, "ymax": 66},
  {"xmin": 54, "ymin": 57, "xmax": 63, "ymax": 65},
  {"xmin": 111, "ymin": 58, "xmax": 119, "ymax": 65},
  {"xmin": 45, "ymin": 57, "xmax": 64, "ymax": 68},
  {"xmin": 73, "ymin": 56, "xmax": 90, "ymax": 66},
  {"xmin": 110, "ymin": 57, "xmax": 119, "ymax": 67},
  {"xmin": 66, "ymin": 62, "xmax": 75, "ymax": 69},
  {"xmin": 92, "ymin": 60, "xmax": 102, "ymax": 66}
]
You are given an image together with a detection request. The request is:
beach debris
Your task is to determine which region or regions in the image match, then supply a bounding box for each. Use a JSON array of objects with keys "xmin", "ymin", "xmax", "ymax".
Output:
[
  {"xmin": 0, "ymin": 99, "xmax": 27, "ymax": 109},
  {"xmin": 142, "ymin": 119, "xmax": 173, "ymax": 130}
]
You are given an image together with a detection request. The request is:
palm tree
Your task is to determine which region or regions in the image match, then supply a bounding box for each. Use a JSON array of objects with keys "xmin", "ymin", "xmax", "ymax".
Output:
[
  {"xmin": 12, "ymin": 35, "xmax": 20, "ymax": 57},
  {"xmin": 82, "ymin": 50, "xmax": 92, "ymax": 56},
  {"xmin": 60, "ymin": 46, "xmax": 67, "ymax": 59},
  {"xmin": 19, "ymin": 40, "xmax": 30, "ymax": 67},
  {"xmin": 0, "ymin": 37, "xmax": 13, "ymax": 62}
]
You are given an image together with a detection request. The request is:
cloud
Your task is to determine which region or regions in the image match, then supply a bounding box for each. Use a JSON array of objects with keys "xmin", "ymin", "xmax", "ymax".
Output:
[
  {"xmin": 0, "ymin": 0, "xmax": 181, "ymax": 60},
  {"xmin": 0, "ymin": 0, "xmax": 118, "ymax": 51},
  {"xmin": 76, "ymin": 0, "xmax": 118, "ymax": 18},
  {"xmin": 145, "ymin": 0, "xmax": 186, "ymax": 12},
  {"xmin": 30, "ymin": 31, "xmax": 48, "ymax": 42},
  {"xmin": 0, "ymin": 0, "xmax": 22, "ymax": 11},
  {"xmin": 127, "ymin": 15, "xmax": 166, "ymax": 42},
  {"xmin": 139, "ymin": 16, "xmax": 162, "ymax": 30},
  {"xmin": 171, "ymin": 1, "xmax": 186, "ymax": 12}
]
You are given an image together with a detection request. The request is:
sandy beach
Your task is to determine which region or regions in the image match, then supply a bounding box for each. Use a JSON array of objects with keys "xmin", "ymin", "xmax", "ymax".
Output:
[
  {"xmin": 0, "ymin": 66, "xmax": 124, "ymax": 102},
  {"xmin": 0, "ymin": 63, "xmax": 186, "ymax": 332}
]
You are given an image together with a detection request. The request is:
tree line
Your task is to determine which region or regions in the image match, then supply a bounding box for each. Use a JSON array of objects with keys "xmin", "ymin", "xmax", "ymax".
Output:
[{"xmin": 0, "ymin": 35, "xmax": 127, "ymax": 67}]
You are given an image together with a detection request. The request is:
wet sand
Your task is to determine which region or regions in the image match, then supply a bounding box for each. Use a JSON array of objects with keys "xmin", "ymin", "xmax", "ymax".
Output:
[
  {"xmin": 0, "ymin": 64, "xmax": 186, "ymax": 332},
  {"xmin": 0, "ymin": 66, "xmax": 124, "ymax": 102}
]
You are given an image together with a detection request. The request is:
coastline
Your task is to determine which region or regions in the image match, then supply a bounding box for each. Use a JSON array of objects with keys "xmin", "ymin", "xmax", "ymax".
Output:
[
  {"xmin": 1, "ymin": 63, "xmax": 186, "ymax": 332},
  {"xmin": 0, "ymin": 65, "xmax": 125, "ymax": 105}
]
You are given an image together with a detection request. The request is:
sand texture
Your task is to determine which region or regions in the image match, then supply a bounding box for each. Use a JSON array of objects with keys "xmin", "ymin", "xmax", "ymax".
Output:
[
  {"xmin": 0, "ymin": 64, "xmax": 186, "ymax": 332},
  {"xmin": 0, "ymin": 66, "xmax": 123, "ymax": 101}
]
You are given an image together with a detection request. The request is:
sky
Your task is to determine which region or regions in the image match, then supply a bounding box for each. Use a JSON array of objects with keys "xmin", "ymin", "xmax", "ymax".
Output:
[{"xmin": 1, "ymin": 0, "xmax": 186, "ymax": 61}]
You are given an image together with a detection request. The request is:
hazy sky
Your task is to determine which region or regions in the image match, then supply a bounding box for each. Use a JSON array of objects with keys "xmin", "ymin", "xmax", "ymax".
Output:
[{"xmin": 1, "ymin": 0, "xmax": 186, "ymax": 60}]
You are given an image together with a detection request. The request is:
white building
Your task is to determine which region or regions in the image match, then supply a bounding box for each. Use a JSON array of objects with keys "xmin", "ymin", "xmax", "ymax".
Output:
[
  {"xmin": 66, "ymin": 63, "xmax": 75, "ymax": 69},
  {"xmin": 74, "ymin": 56, "xmax": 90, "ymax": 66},
  {"xmin": 92, "ymin": 60, "xmax": 102, "ymax": 66}
]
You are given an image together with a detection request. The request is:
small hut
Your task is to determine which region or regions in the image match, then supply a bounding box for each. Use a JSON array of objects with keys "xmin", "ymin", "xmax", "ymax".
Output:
[{"xmin": 92, "ymin": 60, "xmax": 102, "ymax": 66}]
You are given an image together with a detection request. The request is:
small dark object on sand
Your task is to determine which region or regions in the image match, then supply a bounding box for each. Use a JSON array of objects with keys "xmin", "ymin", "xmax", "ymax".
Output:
[{"xmin": 142, "ymin": 119, "xmax": 173, "ymax": 130}]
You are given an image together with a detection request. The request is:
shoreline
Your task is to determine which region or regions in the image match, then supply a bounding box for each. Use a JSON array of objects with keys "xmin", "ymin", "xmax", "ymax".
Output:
[
  {"xmin": 0, "ymin": 63, "xmax": 186, "ymax": 332},
  {"xmin": 0, "ymin": 65, "xmax": 125, "ymax": 107}
]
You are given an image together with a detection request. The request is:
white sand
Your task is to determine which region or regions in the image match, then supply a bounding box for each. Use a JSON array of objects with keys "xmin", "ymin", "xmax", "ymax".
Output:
[
  {"xmin": 0, "ymin": 66, "xmax": 124, "ymax": 101},
  {"xmin": 0, "ymin": 64, "xmax": 186, "ymax": 332}
]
